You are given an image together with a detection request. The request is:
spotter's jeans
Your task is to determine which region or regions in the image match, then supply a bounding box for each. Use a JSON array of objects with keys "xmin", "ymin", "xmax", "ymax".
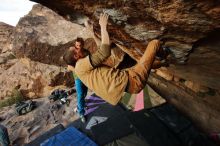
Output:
[{"xmin": 75, "ymin": 78, "xmax": 88, "ymax": 116}]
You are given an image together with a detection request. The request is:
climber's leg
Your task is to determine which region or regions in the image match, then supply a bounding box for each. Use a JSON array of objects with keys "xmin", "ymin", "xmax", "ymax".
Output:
[{"xmin": 126, "ymin": 40, "xmax": 160, "ymax": 93}]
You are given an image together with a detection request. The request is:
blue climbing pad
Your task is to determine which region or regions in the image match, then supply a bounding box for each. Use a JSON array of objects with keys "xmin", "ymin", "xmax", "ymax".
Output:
[{"xmin": 41, "ymin": 127, "xmax": 97, "ymax": 146}]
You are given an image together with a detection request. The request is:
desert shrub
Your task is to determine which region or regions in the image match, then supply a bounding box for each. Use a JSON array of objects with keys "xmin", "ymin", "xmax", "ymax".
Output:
[{"xmin": 0, "ymin": 88, "xmax": 24, "ymax": 109}]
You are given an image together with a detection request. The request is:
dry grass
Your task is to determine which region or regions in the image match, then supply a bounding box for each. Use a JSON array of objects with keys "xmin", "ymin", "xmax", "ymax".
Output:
[{"xmin": 0, "ymin": 88, "xmax": 24, "ymax": 109}]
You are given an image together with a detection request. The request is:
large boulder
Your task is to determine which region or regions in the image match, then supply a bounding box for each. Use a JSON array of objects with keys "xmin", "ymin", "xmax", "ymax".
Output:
[
  {"xmin": 0, "ymin": 22, "xmax": 14, "ymax": 53},
  {"xmin": 12, "ymin": 4, "xmax": 93, "ymax": 66}
]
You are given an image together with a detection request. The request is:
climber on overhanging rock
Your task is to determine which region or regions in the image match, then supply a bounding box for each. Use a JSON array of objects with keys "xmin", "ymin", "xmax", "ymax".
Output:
[{"xmin": 64, "ymin": 12, "xmax": 170, "ymax": 105}]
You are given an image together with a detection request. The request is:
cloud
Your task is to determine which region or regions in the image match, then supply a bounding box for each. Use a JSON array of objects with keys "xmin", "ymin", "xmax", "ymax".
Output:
[{"xmin": 0, "ymin": 0, "xmax": 36, "ymax": 26}]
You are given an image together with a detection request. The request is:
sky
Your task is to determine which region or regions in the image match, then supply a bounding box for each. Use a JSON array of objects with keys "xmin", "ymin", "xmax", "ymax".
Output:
[{"xmin": 0, "ymin": 0, "xmax": 36, "ymax": 26}]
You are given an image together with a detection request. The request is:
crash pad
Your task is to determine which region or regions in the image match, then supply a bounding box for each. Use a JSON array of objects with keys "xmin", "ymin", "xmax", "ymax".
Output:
[{"xmin": 40, "ymin": 127, "xmax": 97, "ymax": 146}]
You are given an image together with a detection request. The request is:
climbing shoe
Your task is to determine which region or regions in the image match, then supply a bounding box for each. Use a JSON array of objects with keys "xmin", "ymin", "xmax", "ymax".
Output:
[{"xmin": 156, "ymin": 46, "xmax": 171, "ymax": 61}]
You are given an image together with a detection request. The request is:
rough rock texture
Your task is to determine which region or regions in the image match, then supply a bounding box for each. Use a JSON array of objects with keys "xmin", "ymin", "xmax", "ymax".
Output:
[
  {"xmin": 169, "ymin": 30, "xmax": 220, "ymax": 90},
  {"xmin": 148, "ymin": 73, "xmax": 220, "ymax": 133},
  {"xmin": 0, "ymin": 52, "xmax": 16, "ymax": 70},
  {"xmin": 12, "ymin": 4, "xmax": 93, "ymax": 66},
  {"xmin": 0, "ymin": 22, "xmax": 14, "ymax": 53},
  {"xmin": 0, "ymin": 96, "xmax": 78, "ymax": 145},
  {"xmin": 0, "ymin": 58, "xmax": 73, "ymax": 100},
  {"xmin": 30, "ymin": 0, "xmax": 220, "ymax": 133}
]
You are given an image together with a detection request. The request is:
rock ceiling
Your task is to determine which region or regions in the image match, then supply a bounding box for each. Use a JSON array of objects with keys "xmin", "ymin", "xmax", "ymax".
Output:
[{"xmin": 30, "ymin": 0, "xmax": 220, "ymax": 90}]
